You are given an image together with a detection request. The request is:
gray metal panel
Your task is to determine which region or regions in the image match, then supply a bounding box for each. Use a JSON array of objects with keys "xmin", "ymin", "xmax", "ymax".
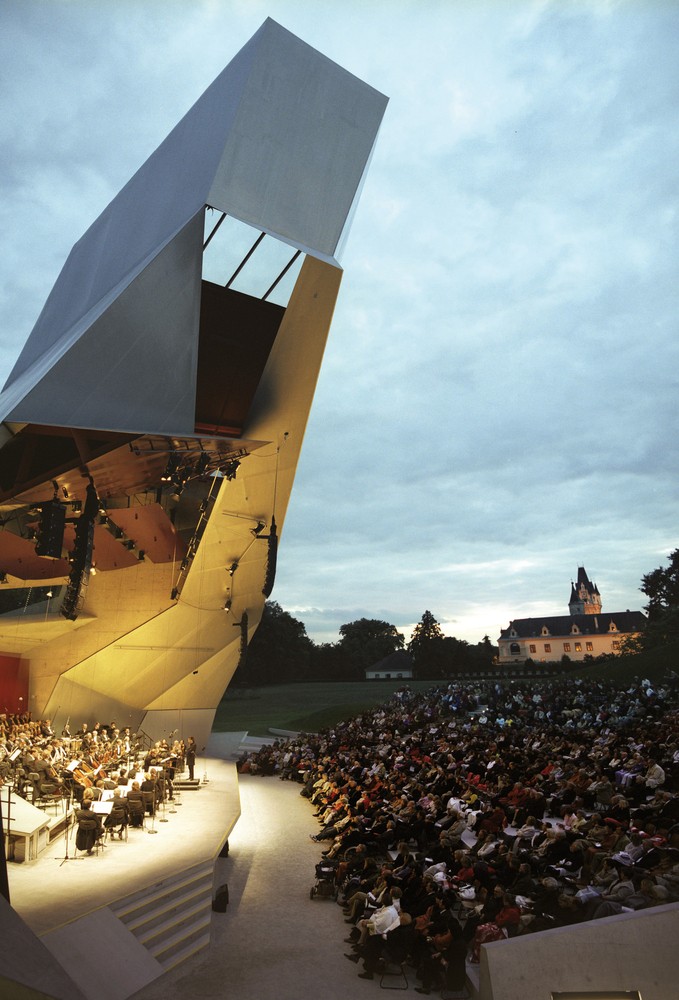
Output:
[
  {"xmin": 208, "ymin": 19, "xmax": 388, "ymax": 262},
  {"xmin": 2, "ymin": 28, "xmax": 259, "ymax": 394},
  {"xmin": 0, "ymin": 18, "xmax": 387, "ymax": 433},
  {"xmin": 7, "ymin": 212, "xmax": 203, "ymax": 435}
]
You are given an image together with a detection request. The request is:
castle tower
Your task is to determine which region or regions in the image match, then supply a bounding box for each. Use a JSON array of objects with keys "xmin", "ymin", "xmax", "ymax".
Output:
[{"xmin": 569, "ymin": 566, "xmax": 602, "ymax": 615}]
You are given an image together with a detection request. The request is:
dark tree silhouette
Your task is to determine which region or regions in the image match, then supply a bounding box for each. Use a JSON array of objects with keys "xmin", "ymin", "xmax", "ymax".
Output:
[{"xmin": 338, "ymin": 618, "xmax": 405, "ymax": 677}]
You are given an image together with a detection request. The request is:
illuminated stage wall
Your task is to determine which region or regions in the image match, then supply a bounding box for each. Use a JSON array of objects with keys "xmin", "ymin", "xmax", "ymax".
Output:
[{"xmin": 0, "ymin": 19, "xmax": 387, "ymax": 747}]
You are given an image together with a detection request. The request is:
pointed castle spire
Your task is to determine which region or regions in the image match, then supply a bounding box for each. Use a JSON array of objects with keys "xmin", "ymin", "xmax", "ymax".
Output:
[{"xmin": 568, "ymin": 566, "xmax": 602, "ymax": 615}]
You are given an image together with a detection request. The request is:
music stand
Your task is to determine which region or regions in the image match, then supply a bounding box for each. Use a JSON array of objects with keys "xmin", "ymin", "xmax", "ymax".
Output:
[
  {"xmin": 54, "ymin": 788, "xmax": 84, "ymax": 865},
  {"xmin": 158, "ymin": 763, "xmax": 169, "ymax": 824}
]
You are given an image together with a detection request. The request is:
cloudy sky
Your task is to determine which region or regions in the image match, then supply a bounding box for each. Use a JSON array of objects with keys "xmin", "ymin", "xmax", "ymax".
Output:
[{"xmin": 1, "ymin": 0, "xmax": 677, "ymax": 646}]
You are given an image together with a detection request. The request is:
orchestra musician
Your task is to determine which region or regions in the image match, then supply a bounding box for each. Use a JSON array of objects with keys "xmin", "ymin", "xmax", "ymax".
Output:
[
  {"xmin": 104, "ymin": 789, "xmax": 129, "ymax": 839},
  {"xmin": 186, "ymin": 736, "xmax": 197, "ymax": 780},
  {"xmin": 74, "ymin": 800, "xmax": 104, "ymax": 855},
  {"xmin": 127, "ymin": 781, "xmax": 145, "ymax": 827},
  {"xmin": 40, "ymin": 718, "xmax": 55, "ymax": 738}
]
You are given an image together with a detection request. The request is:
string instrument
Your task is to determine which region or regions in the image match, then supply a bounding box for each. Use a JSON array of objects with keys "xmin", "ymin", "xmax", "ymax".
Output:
[{"xmin": 73, "ymin": 767, "xmax": 93, "ymax": 788}]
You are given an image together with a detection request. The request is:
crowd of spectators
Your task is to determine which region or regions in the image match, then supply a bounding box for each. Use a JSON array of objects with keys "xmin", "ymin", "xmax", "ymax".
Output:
[{"xmin": 241, "ymin": 671, "xmax": 679, "ymax": 994}]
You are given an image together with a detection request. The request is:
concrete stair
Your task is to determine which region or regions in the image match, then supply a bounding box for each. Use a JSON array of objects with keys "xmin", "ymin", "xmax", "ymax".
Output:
[{"xmin": 110, "ymin": 859, "xmax": 214, "ymax": 970}]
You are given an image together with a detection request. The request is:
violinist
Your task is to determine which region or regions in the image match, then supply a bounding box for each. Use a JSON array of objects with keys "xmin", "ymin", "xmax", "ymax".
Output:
[{"xmin": 31, "ymin": 750, "xmax": 64, "ymax": 798}]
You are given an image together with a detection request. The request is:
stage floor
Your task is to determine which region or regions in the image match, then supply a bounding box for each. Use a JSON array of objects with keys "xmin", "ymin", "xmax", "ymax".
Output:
[{"xmin": 5, "ymin": 734, "xmax": 242, "ymax": 938}]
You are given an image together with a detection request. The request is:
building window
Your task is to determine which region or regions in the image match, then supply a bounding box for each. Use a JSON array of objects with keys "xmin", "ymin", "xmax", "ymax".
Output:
[
  {"xmin": 544, "ymin": 643, "xmax": 551, "ymax": 653},
  {"xmin": 510, "ymin": 642, "xmax": 520, "ymax": 655},
  {"xmin": 586, "ymin": 641, "xmax": 593, "ymax": 651},
  {"xmin": 529, "ymin": 644, "xmax": 536, "ymax": 654},
  {"xmin": 612, "ymin": 640, "xmax": 620, "ymax": 650},
  {"xmin": 574, "ymin": 642, "xmax": 582, "ymax": 652},
  {"xmin": 563, "ymin": 643, "xmax": 571, "ymax": 652}
]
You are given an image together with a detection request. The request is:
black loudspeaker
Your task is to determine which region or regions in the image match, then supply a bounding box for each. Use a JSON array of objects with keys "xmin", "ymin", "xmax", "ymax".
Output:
[
  {"xmin": 35, "ymin": 500, "xmax": 66, "ymax": 558},
  {"xmin": 212, "ymin": 883, "xmax": 229, "ymax": 911}
]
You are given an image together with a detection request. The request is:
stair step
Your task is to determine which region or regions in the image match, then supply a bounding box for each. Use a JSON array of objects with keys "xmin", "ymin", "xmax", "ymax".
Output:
[
  {"xmin": 139, "ymin": 898, "xmax": 213, "ymax": 950},
  {"xmin": 158, "ymin": 928, "xmax": 212, "ymax": 971},
  {"xmin": 150, "ymin": 912, "xmax": 212, "ymax": 965},
  {"xmin": 111, "ymin": 861, "xmax": 213, "ymax": 921},
  {"xmin": 126, "ymin": 884, "xmax": 212, "ymax": 936}
]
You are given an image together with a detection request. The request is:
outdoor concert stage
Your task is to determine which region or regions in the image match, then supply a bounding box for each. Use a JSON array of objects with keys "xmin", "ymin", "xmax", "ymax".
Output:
[{"xmin": 2, "ymin": 736, "xmax": 241, "ymax": 1000}]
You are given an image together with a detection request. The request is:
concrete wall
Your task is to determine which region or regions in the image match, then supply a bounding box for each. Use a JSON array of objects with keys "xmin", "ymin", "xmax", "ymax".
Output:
[{"xmin": 478, "ymin": 902, "xmax": 679, "ymax": 1000}]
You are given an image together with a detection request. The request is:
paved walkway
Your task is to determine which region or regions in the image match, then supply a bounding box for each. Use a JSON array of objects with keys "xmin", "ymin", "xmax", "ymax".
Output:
[{"xmin": 131, "ymin": 771, "xmax": 422, "ymax": 1000}]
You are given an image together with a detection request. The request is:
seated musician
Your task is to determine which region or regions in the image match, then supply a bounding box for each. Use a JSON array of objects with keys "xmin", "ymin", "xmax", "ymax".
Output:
[
  {"xmin": 104, "ymin": 788, "xmax": 129, "ymax": 839},
  {"xmin": 127, "ymin": 781, "xmax": 145, "ymax": 827},
  {"xmin": 140, "ymin": 771, "xmax": 159, "ymax": 815},
  {"xmin": 75, "ymin": 800, "xmax": 104, "ymax": 855},
  {"xmin": 32, "ymin": 750, "xmax": 63, "ymax": 796}
]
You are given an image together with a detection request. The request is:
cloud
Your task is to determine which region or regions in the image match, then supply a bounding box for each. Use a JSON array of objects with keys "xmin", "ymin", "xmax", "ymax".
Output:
[{"xmin": 1, "ymin": 0, "xmax": 677, "ymax": 650}]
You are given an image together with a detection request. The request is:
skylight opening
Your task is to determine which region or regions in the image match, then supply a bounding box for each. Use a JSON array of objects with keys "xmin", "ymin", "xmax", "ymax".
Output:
[{"xmin": 202, "ymin": 209, "xmax": 304, "ymax": 307}]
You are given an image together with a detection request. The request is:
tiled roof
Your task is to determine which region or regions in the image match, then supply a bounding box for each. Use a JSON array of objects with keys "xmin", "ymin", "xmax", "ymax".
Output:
[{"xmin": 499, "ymin": 610, "xmax": 646, "ymax": 639}]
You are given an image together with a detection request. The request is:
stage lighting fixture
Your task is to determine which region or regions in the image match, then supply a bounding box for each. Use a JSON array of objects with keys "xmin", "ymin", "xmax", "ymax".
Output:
[
  {"xmin": 222, "ymin": 459, "xmax": 240, "ymax": 481},
  {"xmin": 161, "ymin": 452, "xmax": 180, "ymax": 482},
  {"xmin": 228, "ymin": 562, "xmax": 238, "ymax": 576}
]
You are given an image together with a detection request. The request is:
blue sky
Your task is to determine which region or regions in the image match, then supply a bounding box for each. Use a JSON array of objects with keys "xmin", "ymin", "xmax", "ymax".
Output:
[{"xmin": 1, "ymin": 0, "xmax": 678, "ymax": 645}]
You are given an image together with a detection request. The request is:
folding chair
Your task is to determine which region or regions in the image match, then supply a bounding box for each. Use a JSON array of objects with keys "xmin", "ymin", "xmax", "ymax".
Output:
[{"xmin": 379, "ymin": 959, "xmax": 409, "ymax": 990}]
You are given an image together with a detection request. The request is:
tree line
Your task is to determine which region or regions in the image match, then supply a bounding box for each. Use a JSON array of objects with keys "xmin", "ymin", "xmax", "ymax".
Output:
[
  {"xmin": 232, "ymin": 603, "xmax": 498, "ymax": 686},
  {"xmin": 622, "ymin": 546, "xmax": 679, "ymax": 654},
  {"xmin": 233, "ymin": 548, "xmax": 679, "ymax": 685}
]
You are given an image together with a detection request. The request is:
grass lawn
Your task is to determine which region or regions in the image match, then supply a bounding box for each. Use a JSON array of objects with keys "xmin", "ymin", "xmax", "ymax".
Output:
[
  {"xmin": 213, "ymin": 645, "xmax": 679, "ymax": 737},
  {"xmin": 212, "ymin": 680, "xmax": 436, "ymax": 736}
]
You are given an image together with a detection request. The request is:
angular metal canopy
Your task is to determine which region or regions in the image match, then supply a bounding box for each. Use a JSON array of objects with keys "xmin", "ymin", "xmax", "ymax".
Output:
[
  {"xmin": 0, "ymin": 19, "xmax": 387, "ymax": 749},
  {"xmin": 0, "ymin": 17, "xmax": 387, "ymax": 437}
]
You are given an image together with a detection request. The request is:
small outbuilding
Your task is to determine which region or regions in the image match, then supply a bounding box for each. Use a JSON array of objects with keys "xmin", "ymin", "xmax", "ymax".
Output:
[{"xmin": 365, "ymin": 650, "xmax": 414, "ymax": 680}]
